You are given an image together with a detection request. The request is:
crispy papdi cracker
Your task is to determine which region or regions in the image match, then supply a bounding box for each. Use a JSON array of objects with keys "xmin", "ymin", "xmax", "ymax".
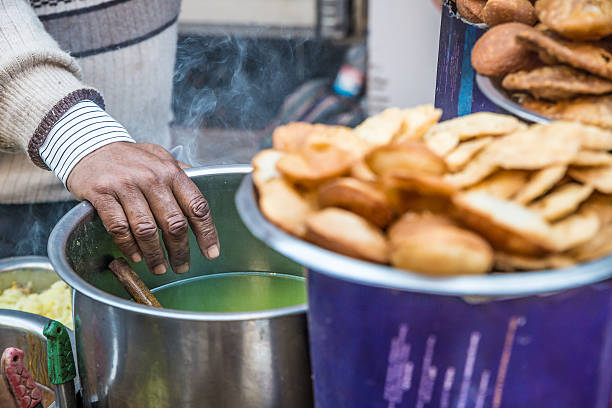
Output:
[
  {"xmin": 276, "ymin": 141, "xmax": 354, "ymax": 186},
  {"xmin": 467, "ymin": 170, "xmax": 529, "ymax": 200},
  {"xmin": 445, "ymin": 137, "xmax": 493, "ymax": 172},
  {"xmin": 365, "ymin": 142, "xmax": 447, "ymax": 177},
  {"xmin": 386, "ymin": 190, "xmax": 453, "ymax": 215},
  {"xmin": 513, "ymin": 164, "xmax": 567, "ymax": 205},
  {"xmin": 426, "ymin": 112, "xmax": 524, "ymax": 142},
  {"xmin": 535, "ymin": 0, "xmax": 612, "ymax": 41},
  {"xmin": 517, "ymin": 29, "xmax": 612, "ymax": 80},
  {"xmin": 392, "ymin": 105, "xmax": 443, "ymax": 144},
  {"xmin": 568, "ymin": 165, "xmax": 612, "ymax": 193},
  {"xmin": 354, "ymin": 108, "xmax": 407, "ymax": 147},
  {"xmin": 521, "ymin": 95, "xmax": 612, "ymax": 129},
  {"xmin": 579, "ymin": 193, "xmax": 612, "ymax": 225},
  {"xmin": 272, "ymin": 122, "xmax": 320, "ymax": 152},
  {"xmin": 502, "ymin": 65, "xmax": 612, "ymax": 100},
  {"xmin": 425, "ymin": 128, "xmax": 460, "ymax": 157},
  {"xmin": 453, "ymin": 192, "xmax": 555, "ymax": 255},
  {"xmin": 529, "ymin": 182, "xmax": 594, "ymax": 221},
  {"xmin": 300, "ymin": 126, "xmax": 373, "ymax": 160},
  {"xmin": 351, "ymin": 160, "xmax": 378, "ymax": 182},
  {"xmin": 252, "ymin": 149, "xmax": 284, "ymax": 189},
  {"xmin": 572, "ymin": 150, "xmax": 612, "ymax": 166},
  {"xmin": 444, "ymin": 157, "xmax": 498, "ymax": 189},
  {"xmin": 494, "ymin": 252, "xmax": 576, "ymax": 272},
  {"xmin": 259, "ymin": 179, "xmax": 314, "ymax": 238},
  {"xmin": 383, "ymin": 170, "xmax": 457, "ymax": 197},
  {"xmin": 550, "ymin": 210, "xmax": 601, "ymax": 252},
  {"xmin": 305, "ymin": 208, "xmax": 389, "ymax": 263},
  {"xmin": 317, "ymin": 177, "xmax": 394, "ymax": 228},
  {"xmin": 568, "ymin": 223, "xmax": 612, "ymax": 263},
  {"xmin": 572, "ymin": 122, "xmax": 612, "ymax": 150},
  {"xmin": 482, "ymin": 123, "xmax": 581, "ymax": 170}
]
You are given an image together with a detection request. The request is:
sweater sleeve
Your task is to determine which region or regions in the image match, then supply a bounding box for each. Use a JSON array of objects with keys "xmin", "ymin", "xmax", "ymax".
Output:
[{"xmin": 0, "ymin": 0, "xmax": 104, "ymax": 169}]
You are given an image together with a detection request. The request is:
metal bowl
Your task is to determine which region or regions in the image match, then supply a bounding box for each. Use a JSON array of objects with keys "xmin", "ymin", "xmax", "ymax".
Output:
[
  {"xmin": 0, "ymin": 256, "xmax": 60, "ymax": 408},
  {"xmin": 476, "ymin": 74, "xmax": 552, "ymax": 124},
  {"xmin": 235, "ymin": 174, "xmax": 612, "ymax": 296}
]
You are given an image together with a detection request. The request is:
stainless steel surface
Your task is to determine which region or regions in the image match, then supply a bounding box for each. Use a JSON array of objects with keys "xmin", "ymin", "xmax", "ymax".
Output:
[
  {"xmin": 49, "ymin": 165, "xmax": 312, "ymax": 408},
  {"xmin": 235, "ymin": 174, "xmax": 612, "ymax": 296},
  {"xmin": 0, "ymin": 257, "xmax": 79, "ymax": 408},
  {"xmin": 476, "ymin": 74, "xmax": 552, "ymax": 125},
  {"xmin": 54, "ymin": 381, "xmax": 78, "ymax": 408}
]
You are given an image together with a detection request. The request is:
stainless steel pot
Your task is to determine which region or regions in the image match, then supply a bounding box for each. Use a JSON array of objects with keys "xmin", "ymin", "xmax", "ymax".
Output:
[{"xmin": 48, "ymin": 165, "xmax": 312, "ymax": 408}]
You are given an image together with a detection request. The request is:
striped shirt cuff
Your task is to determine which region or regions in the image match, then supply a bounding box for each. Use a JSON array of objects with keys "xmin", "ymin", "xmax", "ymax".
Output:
[{"xmin": 39, "ymin": 100, "xmax": 135, "ymax": 185}]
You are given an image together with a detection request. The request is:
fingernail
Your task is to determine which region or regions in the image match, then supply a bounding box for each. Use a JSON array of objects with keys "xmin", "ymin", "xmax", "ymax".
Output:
[
  {"xmin": 206, "ymin": 244, "xmax": 220, "ymax": 259},
  {"xmin": 153, "ymin": 264, "xmax": 167, "ymax": 275},
  {"xmin": 175, "ymin": 263, "xmax": 190, "ymax": 274},
  {"xmin": 131, "ymin": 253, "xmax": 142, "ymax": 263}
]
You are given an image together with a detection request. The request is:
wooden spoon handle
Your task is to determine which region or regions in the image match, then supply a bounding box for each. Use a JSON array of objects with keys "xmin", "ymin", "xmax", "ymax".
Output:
[{"xmin": 109, "ymin": 258, "xmax": 163, "ymax": 308}]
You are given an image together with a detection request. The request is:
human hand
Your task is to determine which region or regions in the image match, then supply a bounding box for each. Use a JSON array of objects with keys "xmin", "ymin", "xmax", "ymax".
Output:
[{"xmin": 66, "ymin": 142, "xmax": 220, "ymax": 275}]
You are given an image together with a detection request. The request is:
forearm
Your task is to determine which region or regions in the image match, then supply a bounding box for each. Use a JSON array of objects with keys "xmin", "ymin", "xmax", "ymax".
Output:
[{"xmin": 0, "ymin": 0, "xmax": 102, "ymax": 164}]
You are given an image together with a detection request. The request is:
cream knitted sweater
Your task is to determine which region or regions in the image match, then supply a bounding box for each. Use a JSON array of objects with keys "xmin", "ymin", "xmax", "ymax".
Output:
[{"xmin": 0, "ymin": 0, "xmax": 180, "ymax": 204}]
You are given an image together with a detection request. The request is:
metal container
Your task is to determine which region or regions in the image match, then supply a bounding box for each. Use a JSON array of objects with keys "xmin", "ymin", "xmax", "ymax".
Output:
[
  {"xmin": 0, "ymin": 256, "xmax": 63, "ymax": 408},
  {"xmin": 476, "ymin": 74, "xmax": 551, "ymax": 125},
  {"xmin": 236, "ymin": 174, "xmax": 612, "ymax": 408},
  {"xmin": 48, "ymin": 165, "xmax": 312, "ymax": 408}
]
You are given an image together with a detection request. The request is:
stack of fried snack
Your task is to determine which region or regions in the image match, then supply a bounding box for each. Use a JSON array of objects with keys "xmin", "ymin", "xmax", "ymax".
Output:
[
  {"xmin": 450, "ymin": 0, "xmax": 538, "ymax": 26},
  {"xmin": 471, "ymin": 0, "xmax": 612, "ymax": 129},
  {"xmin": 252, "ymin": 106, "xmax": 612, "ymax": 276}
]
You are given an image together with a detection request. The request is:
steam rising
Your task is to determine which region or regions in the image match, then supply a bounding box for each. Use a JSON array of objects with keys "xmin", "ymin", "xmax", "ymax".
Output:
[{"xmin": 169, "ymin": 33, "xmax": 345, "ymax": 166}]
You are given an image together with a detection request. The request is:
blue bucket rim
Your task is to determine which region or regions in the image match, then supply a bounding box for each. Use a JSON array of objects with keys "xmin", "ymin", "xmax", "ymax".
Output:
[{"xmin": 235, "ymin": 174, "xmax": 612, "ymax": 296}]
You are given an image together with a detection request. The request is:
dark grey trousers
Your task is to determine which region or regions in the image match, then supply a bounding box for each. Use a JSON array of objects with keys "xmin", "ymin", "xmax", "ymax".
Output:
[{"xmin": 0, "ymin": 201, "xmax": 78, "ymax": 258}]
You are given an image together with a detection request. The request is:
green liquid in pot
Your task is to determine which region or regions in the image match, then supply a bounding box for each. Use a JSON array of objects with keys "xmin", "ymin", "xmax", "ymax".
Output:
[{"xmin": 150, "ymin": 272, "xmax": 306, "ymax": 312}]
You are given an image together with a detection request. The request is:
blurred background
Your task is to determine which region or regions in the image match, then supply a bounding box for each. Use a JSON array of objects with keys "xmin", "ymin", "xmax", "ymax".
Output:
[{"xmin": 170, "ymin": 0, "xmax": 441, "ymax": 165}]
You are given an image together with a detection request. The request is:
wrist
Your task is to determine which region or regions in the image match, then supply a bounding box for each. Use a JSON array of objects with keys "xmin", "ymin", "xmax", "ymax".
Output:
[{"xmin": 39, "ymin": 100, "xmax": 135, "ymax": 185}]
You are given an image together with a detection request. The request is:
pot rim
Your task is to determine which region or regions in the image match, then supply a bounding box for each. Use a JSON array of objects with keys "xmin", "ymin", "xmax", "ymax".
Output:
[
  {"xmin": 48, "ymin": 165, "xmax": 307, "ymax": 322},
  {"xmin": 0, "ymin": 256, "xmax": 54, "ymax": 273},
  {"xmin": 235, "ymin": 174, "xmax": 612, "ymax": 296}
]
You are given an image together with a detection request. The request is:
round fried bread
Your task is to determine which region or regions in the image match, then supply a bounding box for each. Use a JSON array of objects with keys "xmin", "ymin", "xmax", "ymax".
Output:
[
  {"xmin": 456, "ymin": 0, "xmax": 486, "ymax": 23},
  {"xmin": 389, "ymin": 217, "xmax": 493, "ymax": 276},
  {"xmin": 259, "ymin": 178, "xmax": 314, "ymax": 238},
  {"xmin": 483, "ymin": 0, "xmax": 538, "ymax": 26},
  {"xmin": 471, "ymin": 23, "xmax": 541, "ymax": 77},
  {"xmin": 317, "ymin": 178, "xmax": 394, "ymax": 228},
  {"xmin": 536, "ymin": 0, "xmax": 612, "ymax": 41},
  {"xmin": 305, "ymin": 208, "xmax": 389, "ymax": 263}
]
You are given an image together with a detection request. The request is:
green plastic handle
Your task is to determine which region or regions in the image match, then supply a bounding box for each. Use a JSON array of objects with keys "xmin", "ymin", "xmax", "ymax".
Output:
[{"xmin": 43, "ymin": 320, "xmax": 76, "ymax": 385}]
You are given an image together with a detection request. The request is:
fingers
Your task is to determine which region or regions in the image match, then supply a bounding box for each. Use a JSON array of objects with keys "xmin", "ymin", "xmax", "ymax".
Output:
[
  {"xmin": 93, "ymin": 195, "xmax": 142, "ymax": 263},
  {"xmin": 144, "ymin": 184, "xmax": 191, "ymax": 274},
  {"xmin": 172, "ymin": 172, "xmax": 220, "ymax": 260},
  {"xmin": 117, "ymin": 187, "xmax": 168, "ymax": 275}
]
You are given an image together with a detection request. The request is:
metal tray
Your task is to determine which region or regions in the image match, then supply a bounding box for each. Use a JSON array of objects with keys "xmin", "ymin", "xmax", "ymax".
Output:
[
  {"xmin": 235, "ymin": 174, "xmax": 612, "ymax": 296},
  {"xmin": 476, "ymin": 74, "xmax": 552, "ymax": 124}
]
